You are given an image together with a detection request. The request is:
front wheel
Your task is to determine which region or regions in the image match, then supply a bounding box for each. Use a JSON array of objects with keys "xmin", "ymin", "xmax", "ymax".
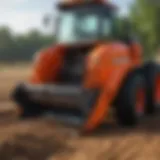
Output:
[{"xmin": 115, "ymin": 72, "xmax": 146, "ymax": 127}]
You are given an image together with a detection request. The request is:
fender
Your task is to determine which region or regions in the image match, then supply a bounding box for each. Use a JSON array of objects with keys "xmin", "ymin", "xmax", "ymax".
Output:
[
  {"xmin": 30, "ymin": 45, "xmax": 66, "ymax": 84},
  {"xmin": 83, "ymin": 42, "xmax": 134, "ymax": 131}
]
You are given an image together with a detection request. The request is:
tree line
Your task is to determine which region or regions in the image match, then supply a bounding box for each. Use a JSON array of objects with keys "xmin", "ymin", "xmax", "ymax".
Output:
[
  {"xmin": 0, "ymin": 26, "xmax": 53, "ymax": 62},
  {"xmin": 130, "ymin": 0, "xmax": 160, "ymax": 58}
]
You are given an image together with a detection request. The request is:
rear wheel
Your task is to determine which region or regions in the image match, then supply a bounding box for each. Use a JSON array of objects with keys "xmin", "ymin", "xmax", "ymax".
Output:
[
  {"xmin": 115, "ymin": 72, "xmax": 146, "ymax": 126},
  {"xmin": 143, "ymin": 62, "xmax": 160, "ymax": 114},
  {"xmin": 155, "ymin": 74, "xmax": 160, "ymax": 105}
]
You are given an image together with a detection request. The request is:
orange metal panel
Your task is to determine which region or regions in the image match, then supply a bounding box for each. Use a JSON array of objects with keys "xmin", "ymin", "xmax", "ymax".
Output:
[
  {"xmin": 30, "ymin": 45, "xmax": 66, "ymax": 84},
  {"xmin": 83, "ymin": 42, "xmax": 134, "ymax": 131}
]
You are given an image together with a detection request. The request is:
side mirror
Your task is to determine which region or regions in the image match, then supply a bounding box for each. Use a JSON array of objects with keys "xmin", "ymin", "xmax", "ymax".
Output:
[
  {"xmin": 42, "ymin": 13, "xmax": 52, "ymax": 28},
  {"xmin": 118, "ymin": 18, "xmax": 132, "ymax": 35},
  {"xmin": 42, "ymin": 13, "xmax": 59, "ymax": 37},
  {"xmin": 117, "ymin": 18, "xmax": 135, "ymax": 43},
  {"xmin": 121, "ymin": 18, "xmax": 132, "ymax": 33}
]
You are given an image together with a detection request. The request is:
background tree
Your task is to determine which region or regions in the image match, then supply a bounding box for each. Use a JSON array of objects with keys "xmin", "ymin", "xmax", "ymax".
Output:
[
  {"xmin": 130, "ymin": 0, "xmax": 160, "ymax": 58},
  {"xmin": 0, "ymin": 26, "xmax": 53, "ymax": 62}
]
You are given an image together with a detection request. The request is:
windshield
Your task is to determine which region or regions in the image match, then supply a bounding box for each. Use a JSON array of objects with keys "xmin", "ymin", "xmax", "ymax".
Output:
[{"xmin": 56, "ymin": 9, "xmax": 113, "ymax": 43}]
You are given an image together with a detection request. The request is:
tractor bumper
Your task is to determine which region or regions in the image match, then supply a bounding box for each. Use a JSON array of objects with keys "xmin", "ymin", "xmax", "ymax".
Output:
[{"xmin": 12, "ymin": 83, "xmax": 99, "ymax": 127}]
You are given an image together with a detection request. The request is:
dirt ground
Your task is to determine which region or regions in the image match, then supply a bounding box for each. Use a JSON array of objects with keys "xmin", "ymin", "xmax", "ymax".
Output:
[{"xmin": 1, "ymin": 64, "xmax": 160, "ymax": 160}]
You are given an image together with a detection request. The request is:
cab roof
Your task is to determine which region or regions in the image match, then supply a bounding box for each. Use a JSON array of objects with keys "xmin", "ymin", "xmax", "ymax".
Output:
[{"xmin": 57, "ymin": 0, "xmax": 117, "ymax": 10}]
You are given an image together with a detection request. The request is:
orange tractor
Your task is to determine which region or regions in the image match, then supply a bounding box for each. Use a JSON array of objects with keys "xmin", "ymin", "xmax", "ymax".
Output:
[{"xmin": 12, "ymin": 0, "xmax": 160, "ymax": 132}]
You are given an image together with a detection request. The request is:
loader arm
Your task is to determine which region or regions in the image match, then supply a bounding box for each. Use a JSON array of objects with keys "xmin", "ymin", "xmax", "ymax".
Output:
[
  {"xmin": 84, "ymin": 65, "xmax": 132, "ymax": 131},
  {"xmin": 83, "ymin": 43, "xmax": 133, "ymax": 131}
]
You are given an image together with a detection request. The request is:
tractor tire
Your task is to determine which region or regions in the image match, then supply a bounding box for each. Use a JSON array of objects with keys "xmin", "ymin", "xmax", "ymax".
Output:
[
  {"xmin": 115, "ymin": 71, "xmax": 146, "ymax": 127},
  {"xmin": 142, "ymin": 61, "xmax": 160, "ymax": 114}
]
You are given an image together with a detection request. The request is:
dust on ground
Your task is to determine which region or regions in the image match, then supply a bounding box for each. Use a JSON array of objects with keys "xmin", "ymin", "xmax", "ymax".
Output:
[{"xmin": 0, "ymin": 64, "xmax": 160, "ymax": 160}]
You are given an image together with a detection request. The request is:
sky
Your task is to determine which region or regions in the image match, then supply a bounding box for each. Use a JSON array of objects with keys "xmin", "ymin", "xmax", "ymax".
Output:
[{"xmin": 0, "ymin": 0, "xmax": 133, "ymax": 33}]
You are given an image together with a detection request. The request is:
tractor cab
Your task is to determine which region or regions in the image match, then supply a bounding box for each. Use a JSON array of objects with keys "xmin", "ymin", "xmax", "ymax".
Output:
[{"xmin": 55, "ymin": 0, "xmax": 119, "ymax": 44}]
